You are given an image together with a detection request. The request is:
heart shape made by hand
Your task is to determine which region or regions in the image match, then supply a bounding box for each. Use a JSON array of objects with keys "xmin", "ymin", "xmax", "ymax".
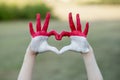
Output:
[{"xmin": 29, "ymin": 12, "xmax": 90, "ymax": 54}]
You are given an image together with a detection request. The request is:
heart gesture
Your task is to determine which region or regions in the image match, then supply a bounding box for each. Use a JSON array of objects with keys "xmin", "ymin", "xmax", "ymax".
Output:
[
  {"xmin": 18, "ymin": 13, "xmax": 103, "ymax": 80},
  {"xmin": 28, "ymin": 12, "xmax": 90, "ymax": 54}
]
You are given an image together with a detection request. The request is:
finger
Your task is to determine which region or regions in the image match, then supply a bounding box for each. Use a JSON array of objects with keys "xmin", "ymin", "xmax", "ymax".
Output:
[
  {"xmin": 61, "ymin": 31, "xmax": 70, "ymax": 37},
  {"xmin": 42, "ymin": 12, "xmax": 51, "ymax": 31},
  {"xmin": 59, "ymin": 45, "xmax": 72, "ymax": 54},
  {"xmin": 36, "ymin": 13, "xmax": 41, "ymax": 31},
  {"xmin": 29, "ymin": 22, "xmax": 35, "ymax": 37},
  {"xmin": 76, "ymin": 14, "xmax": 82, "ymax": 32},
  {"xmin": 83, "ymin": 22, "xmax": 89, "ymax": 37},
  {"xmin": 58, "ymin": 31, "xmax": 70, "ymax": 40},
  {"xmin": 47, "ymin": 45, "xmax": 59, "ymax": 54},
  {"xmin": 48, "ymin": 30, "xmax": 60, "ymax": 40},
  {"xmin": 69, "ymin": 12, "xmax": 76, "ymax": 31},
  {"xmin": 48, "ymin": 30, "xmax": 58, "ymax": 36}
]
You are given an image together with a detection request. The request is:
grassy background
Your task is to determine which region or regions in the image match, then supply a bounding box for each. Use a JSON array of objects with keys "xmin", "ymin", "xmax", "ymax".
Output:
[{"xmin": 0, "ymin": 20, "xmax": 120, "ymax": 80}]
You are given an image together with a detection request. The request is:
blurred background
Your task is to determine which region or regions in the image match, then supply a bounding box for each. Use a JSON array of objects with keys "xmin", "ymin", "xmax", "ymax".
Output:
[{"xmin": 0, "ymin": 0, "xmax": 120, "ymax": 80}]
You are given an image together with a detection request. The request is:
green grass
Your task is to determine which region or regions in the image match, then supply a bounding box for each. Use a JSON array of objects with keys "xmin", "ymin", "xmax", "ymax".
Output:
[
  {"xmin": 0, "ymin": 4, "xmax": 54, "ymax": 21},
  {"xmin": 0, "ymin": 20, "xmax": 120, "ymax": 80}
]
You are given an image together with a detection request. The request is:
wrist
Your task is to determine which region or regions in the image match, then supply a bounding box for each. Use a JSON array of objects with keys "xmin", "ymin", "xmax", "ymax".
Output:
[
  {"xmin": 26, "ymin": 46, "xmax": 38, "ymax": 56},
  {"xmin": 81, "ymin": 46, "xmax": 94, "ymax": 57}
]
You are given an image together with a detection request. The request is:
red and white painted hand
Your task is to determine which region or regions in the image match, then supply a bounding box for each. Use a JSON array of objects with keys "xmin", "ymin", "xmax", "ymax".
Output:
[
  {"xmin": 28, "ymin": 12, "xmax": 90, "ymax": 54},
  {"xmin": 59, "ymin": 12, "xmax": 90, "ymax": 54},
  {"xmin": 28, "ymin": 13, "xmax": 59, "ymax": 53}
]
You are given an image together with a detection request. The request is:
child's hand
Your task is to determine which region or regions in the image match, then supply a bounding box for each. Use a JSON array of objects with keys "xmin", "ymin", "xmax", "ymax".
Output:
[
  {"xmin": 60, "ymin": 13, "xmax": 90, "ymax": 54},
  {"xmin": 28, "ymin": 13, "xmax": 59, "ymax": 54}
]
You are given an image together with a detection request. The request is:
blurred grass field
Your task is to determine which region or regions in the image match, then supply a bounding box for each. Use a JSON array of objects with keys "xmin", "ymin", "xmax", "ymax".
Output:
[{"xmin": 0, "ymin": 20, "xmax": 120, "ymax": 80}]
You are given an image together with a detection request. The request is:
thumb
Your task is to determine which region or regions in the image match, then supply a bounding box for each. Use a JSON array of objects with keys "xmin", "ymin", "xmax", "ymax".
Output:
[
  {"xmin": 59, "ymin": 45, "xmax": 72, "ymax": 54},
  {"xmin": 47, "ymin": 45, "xmax": 59, "ymax": 54}
]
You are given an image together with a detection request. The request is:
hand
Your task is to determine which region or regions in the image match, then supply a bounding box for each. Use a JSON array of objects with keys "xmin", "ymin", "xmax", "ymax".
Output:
[
  {"xmin": 60, "ymin": 12, "xmax": 90, "ymax": 54},
  {"xmin": 28, "ymin": 13, "xmax": 59, "ymax": 54}
]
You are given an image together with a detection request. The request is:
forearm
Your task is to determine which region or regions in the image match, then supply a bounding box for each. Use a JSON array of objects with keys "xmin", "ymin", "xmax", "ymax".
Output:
[
  {"xmin": 17, "ymin": 47, "xmax": 37, "ymax": 80},
  {"xmin": 82, "ymin": 47, "xmax": 103, "ymax": 80}
]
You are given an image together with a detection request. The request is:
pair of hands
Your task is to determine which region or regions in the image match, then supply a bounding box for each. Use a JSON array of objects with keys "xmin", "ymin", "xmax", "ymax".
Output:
[{"xmin": 29, "ymin": 12, "xmax": 90, "ymax": 55}]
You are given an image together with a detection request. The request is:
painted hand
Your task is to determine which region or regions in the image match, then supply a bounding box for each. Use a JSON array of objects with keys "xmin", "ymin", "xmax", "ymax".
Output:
[
  {"xmin": 28, "ymin": 13, "xmax": 59, "ymax": 54},
  {"xmin": 60, "ymin": 12, "xmax": 90, "ymax": 54}
]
